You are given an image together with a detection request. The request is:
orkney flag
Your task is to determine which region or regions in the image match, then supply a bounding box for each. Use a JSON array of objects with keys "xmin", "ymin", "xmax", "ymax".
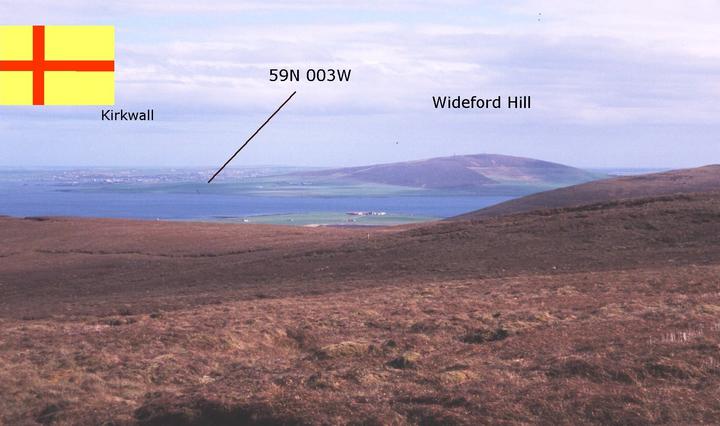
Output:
[{"xmin": 0, "ymin": 26, "xmax": 114, "ymax": 105}]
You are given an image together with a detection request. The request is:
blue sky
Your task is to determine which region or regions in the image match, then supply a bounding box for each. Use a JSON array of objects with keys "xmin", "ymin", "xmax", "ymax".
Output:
[{"xmin": 1, "ymin": 0, "xmax": 719, "ymax": 169}]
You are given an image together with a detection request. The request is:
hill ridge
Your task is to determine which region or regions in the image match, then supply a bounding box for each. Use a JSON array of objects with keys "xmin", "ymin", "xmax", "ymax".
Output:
[
  {"xmin": 452, "ymin": 164, "xmax": 720, "ymax": 220},
  {"xmin": 289, "ymin": 153, "xmax": 602, "ymax": 190}
]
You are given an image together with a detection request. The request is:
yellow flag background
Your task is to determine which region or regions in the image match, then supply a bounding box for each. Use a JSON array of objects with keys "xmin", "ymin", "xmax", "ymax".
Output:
[{"xmin": 0, "ymin": 25, "xmax": 114, "ymax": 106}]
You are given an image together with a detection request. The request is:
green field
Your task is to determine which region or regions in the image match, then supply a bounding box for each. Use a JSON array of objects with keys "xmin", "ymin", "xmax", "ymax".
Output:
[{"xmin": 216, "ymin": 211, "xmax": 438, "ymax": 227}]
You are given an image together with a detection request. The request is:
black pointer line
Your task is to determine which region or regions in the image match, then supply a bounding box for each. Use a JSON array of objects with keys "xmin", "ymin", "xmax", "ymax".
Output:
[{"xmin": 208, "ymin": 91, "xmax": 297, "ymax": 183}]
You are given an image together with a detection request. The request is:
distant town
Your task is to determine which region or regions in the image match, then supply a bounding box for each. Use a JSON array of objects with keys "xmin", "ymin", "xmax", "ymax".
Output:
[{"xmin": 346, "ymin": 211, "xmax": 387, "ymax": 216}]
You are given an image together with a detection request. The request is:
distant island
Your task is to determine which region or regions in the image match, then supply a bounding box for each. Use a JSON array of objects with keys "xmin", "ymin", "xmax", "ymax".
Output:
[
  {"xmin": 0, "ymin": 154, "xmax": 610, "ymax": 225},
  {"xmin": 286, "ymin": 153, "xmax": 605, "ymax": 194}
]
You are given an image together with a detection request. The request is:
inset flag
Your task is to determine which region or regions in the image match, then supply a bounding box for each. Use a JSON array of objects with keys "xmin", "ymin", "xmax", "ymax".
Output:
[{"xmin": 0, "ymin": 25, "xmax": 114, "ymax": 105}]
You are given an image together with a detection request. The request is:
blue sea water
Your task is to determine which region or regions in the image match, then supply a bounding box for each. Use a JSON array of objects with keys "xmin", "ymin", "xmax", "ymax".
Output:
[
  {"xmin": 0, "ymin": 169, "xmax": 514, "ymax": 221},
  {"xmin": 0, "ymin": 186, "xmax": 511, "ymax": 220}
]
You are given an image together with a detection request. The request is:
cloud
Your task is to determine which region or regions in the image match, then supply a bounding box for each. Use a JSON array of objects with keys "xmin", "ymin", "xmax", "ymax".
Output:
[
  {"xmin": 0, "ymin": 0, "xmax": 474, "ymax": 19},
  {"xmin": 1, "ymin": 1, "xmax": 719, "ymax": 167},
  {"xmin": 105, "ymin": 13, "xmax": 720, "ymax": 126}
]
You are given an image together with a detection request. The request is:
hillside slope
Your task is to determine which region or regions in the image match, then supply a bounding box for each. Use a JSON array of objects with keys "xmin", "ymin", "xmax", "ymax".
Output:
[
  {"xmin": 291, "ymin": 154, "xmax": 602, "ymax": 190},
  {"xmin": 453, "ymin": 164, "xmax": 720, "ymax": 219},
  {"xmin": 3, "ymin": 189, "xmax": 720, "ymax": 319},
  {"xmin": 3, "ymin": 182, "xmax": 720, "ymax": 423}
]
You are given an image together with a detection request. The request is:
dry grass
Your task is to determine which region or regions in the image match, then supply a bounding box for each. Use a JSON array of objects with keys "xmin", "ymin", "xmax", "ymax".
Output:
[
  {"xmin": 2, "ymin": 264, "xmax": 720, "ymax": 424},
  {"xmin": 2, "ymin": 191, "xmax": 720, "ymax": 424}
]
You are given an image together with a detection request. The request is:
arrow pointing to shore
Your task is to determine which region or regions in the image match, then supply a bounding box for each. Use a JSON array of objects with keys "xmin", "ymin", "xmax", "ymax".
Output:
[{"xmin": 208, "ymin": 91, "xmax": 297, "ymax": 183}]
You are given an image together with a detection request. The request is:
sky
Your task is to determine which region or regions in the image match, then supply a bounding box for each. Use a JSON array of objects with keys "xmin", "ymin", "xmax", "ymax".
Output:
[{"xmin": 0, "ymin": 0, "xmax": 719, "ymax": 169}]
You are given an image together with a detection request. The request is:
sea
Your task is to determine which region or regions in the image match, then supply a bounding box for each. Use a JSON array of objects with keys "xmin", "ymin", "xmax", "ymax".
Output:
[
  {"xmin": 0, "ymin": 167, "xmax": 664, "ymax": 224},
  {"xmin": 0, "ymin": 168, "xmax": 512, "ymax": 223}
]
